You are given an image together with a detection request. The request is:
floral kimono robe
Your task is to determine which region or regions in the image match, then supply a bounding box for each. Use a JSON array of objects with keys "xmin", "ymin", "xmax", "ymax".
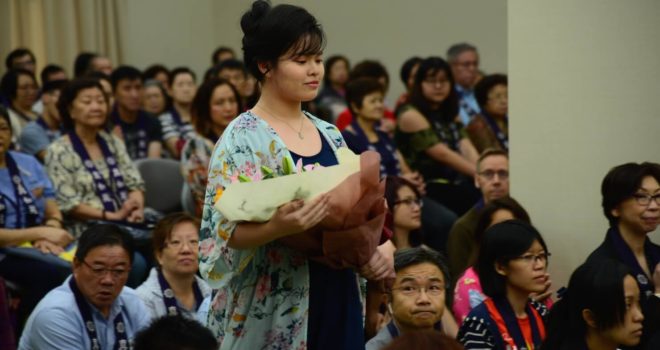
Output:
[{"xmin": 199, "ymin": 110, "xmax": 346, "ymax": 349}]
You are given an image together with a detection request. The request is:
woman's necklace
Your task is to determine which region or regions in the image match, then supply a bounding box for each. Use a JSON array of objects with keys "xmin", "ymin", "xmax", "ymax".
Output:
[{"xmin": 256, "ymin": 105, "xmax": 305, "ymax": 139}]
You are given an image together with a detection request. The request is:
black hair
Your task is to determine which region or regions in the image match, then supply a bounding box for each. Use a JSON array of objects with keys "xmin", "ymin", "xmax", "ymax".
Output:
[
  {"xmin": 345, "ymin": 77, "xmax": 384, "ymax": 116},
  {"xmin": 168, "ymin": 66, "xmax": 197, "ymax": 87},
  {"xmin": 215, "ymin": 59, "xmax": 247, "ymax": 76},
  {"xmin": 5, "ymin": 48, "xmax": 36, "ymax": 70},
  {"xmin": 409, "ymin": 56, "xmax": 459, "ymax": 123},
  {"xmin": 40, "ymin": 64, "xmax": 66, "ymax": 84},
  {"xmin": 110, "ymin": 65, "xmax": 143, "ymax": 91},
  {"xmin": 74, "ymin": 224, "xmax": 134, "ymax": 263},
  {"xmin": 211, "ymin": 46, "xmax": 236, "ymax": 65},
  {"xmin": 399, "ymin": 56, "xmax": 422, "ymax": 85},
  {"xmin": 477, "ymin": 220, "xmax": 548, "ymax": 298},
  {"xmin": 471, "ymin": 197, "xmax": 531, "ymax": 268},
  {"xmin": 142, "ymin": 64, "xmax": 170, "ymax": 83},
  {"xmin": 323, "ymin": 55, "xmax": 349, "ymax": 85},
  {"xmin": 349, "ymin": 60, "xmax": 389, "ymax": 89},
  {"xmin": 57, "ymin": 78, "xmax": 108, "ymax": 130},
  {"xmin": 542, "ymin": 259, "xmax": 633, "ymax": 350},
  {"xmin": 394, "ymin": 246, "xmax": 451, "ymax": 291},
  {"xmin": 191, "ymin": 78, "xmax": 242, "ymax": 140},
  {"xmin": 0, "ymin": 68, "xmax": 37, "ymax": 101},
  {"xmin": 385, "ymin": 175, "xmax": 423, "ymax": 248},
  {"xmin": 133, "ymin": 314, "xmax": 218, "ymax": 350},
  {"xmin": 474, "ymin": 73, "xmax": 508, "ymax": 109},
  {"xmin": 601, "ymin": 162, "xmax": 660, "ymax": 226},
  {"xmin": 241, "ymin": 0, "xmax": 325, "ymax": 81},
  {"xmin": 73, "ymin": 52, "xmax": 99, "ymax": 78},
  {"xmin": 0, "ymin": 105, "xmax": 11, "ymax": 130},
  {"xmin": 41, "ymin": 79, "xmax": 68, "ymax": 94}
]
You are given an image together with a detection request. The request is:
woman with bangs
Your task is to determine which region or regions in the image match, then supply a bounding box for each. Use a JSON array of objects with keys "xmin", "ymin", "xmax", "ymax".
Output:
[
  {"xmin": 395, "ymin": 57, "xmax": 480, "ymax": 216},
  {"xmin": 199, "ymin": 1, "xmax": 393, "ymax": 349},
  {"xmin": 542, "ymin": 259, "xmax": 644, "ymax": 350}
]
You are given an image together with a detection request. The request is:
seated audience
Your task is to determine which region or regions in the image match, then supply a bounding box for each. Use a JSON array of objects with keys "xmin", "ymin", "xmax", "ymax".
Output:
[
  {"xmin": 447, "ymin": 149, "xmax": 509, "ymax": 283},
  {"xmin": 40, "ymin": 64, "xmax": 67, "ymax": 84},
  {"xmin": 211, "ymin": 46, "xmax": 236, "ymax": 65},
  {"xmin": 44, "ymin": 78, "xmax": 146, "ymax": 238},
  {"xmin": 465, "ymin": 74, "xmax": 508, "ymax": 153},
  {"xmin": 586, "ymin": 161, "xmax": 660, "ymax": 349},
  {"xmin": 142, "ymin": 79, "xmax": 169, "ymax": 117},
  {"xmin": 0, "ymin": 69, "xmax": 40, "ymax": 141},
  {"xmin": 19, "ymin": 79, "xmax": 67, "ymax": 161},
  {"xmin": 452, "ymin": 197, "xmax": 552, "ymax": 323},
  {"xmin": 384, "ymin": 176, "xmax": 424, "ymax": 249},
  {"xmin": 315, "ymin": 54, "xmax": 350, "ymax": 122},
  {"xmin": 335, "ymin": 59, "xmax": 396, "ymax": 132},
  {"xmin": 457, "ymin": 220, "xmax": 549, "ymax": 349},
  {"xmin": 394, "ymin": 56, "xmax": 422, "ymax": 111},
  {"xmin": 5, "ymin": 48, "xmax": 37, "ymax": 74},
  {"xmin": 133, "ymin": 314, "xmax": 218, "ymax": 350},
  {"xmin": 18, "ymin": 224, "xmax": 151, "ymax": 350},
  {"xmin": 110, "ymin": 65, "xmax": 163, "ymax": 159},
  {"xmin": 0, "ymin": 106, "xmax": 73, "ymax": 329},
  {"xmin": 395, "ymin": 56, "xmax": 480, "ymax": 216},
  {"xmin": 210, "ymin": 59, "xmax": 260, "ymax": 109},
  {"xmin": 447, "ymin": 43, "xmax": 481, "ymax": 125},
  {"xmin": 343, "ymin": 78, "xmax": 456, "ymax": 253},
  {"xmin": 136, "ymin": 213, "xmax": 211, "ymax": 321},
  {"xmin": 366, "ymin": 247, "xmax": 455, "ymax": 350},
  {"xmin": 542, "ymin": 259, "xmax": 644, "ymax": 350},
  {"xmin": 160, "ymin": 67, "xmax": 197, "ymax": 158},
  {"xmin": 87, "ymin": 71, "xmax": 115, "ymax": 108},
  {"xmin": 142, "ymin": 64, "xmax": 170, "ymax": 89},
  {"xmin": 181, "ymin": 78, "xmax": 241, "ymax": 216}
]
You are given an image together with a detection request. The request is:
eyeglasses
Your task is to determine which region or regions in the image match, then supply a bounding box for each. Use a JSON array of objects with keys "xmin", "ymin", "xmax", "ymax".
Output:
[
  {"xmin": 422, "ymin": 77, "xmax": 450, "ymax": 86},
  {"xmin": 394, "ymin": 198, "xmax": 423, "ymax": 208},
  {"xmin": 479, "ymin": 170, "xmax": 509, "ymax": 181},
  {"xmin": 165, "ymin": 239, "xmax": 200, "ymax": 250},
  {"xmin": 511, "ymin": 252, "xmax": 551, "ymax": 265},
  {"xmin": 454, "ymin": 61, "xmax": 479, "ymax": 69},
  {"xmin": 392, "ymin": 283, "xmax": 445, "ymax": 296},
  {"xmin": 82, "ymin": 260, "xmax": 129, "ymax": 279},
  {"xmin": 633, "ymin": 193, "xmax": 660, "ymax": 206}
]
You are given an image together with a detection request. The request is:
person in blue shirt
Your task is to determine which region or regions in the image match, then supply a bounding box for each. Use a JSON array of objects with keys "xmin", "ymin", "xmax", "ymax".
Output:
[
  {"xmin": 19, "ymin": 224, "xmax": 151, "ymax": 350},
  {"xmin": 447, "ymin": 43, "xmax": 481, "ymax": 126},
  {"xmin": 0, "ymin": 105, "xmax": 74, "ymax": 329}
]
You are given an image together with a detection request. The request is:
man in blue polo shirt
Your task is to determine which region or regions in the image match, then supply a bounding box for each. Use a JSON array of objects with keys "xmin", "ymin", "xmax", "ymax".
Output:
[
  {"xmin": 447, "ymin": 43, "xmax": 481, "ymax": 126},
  {"xmin": 19, "ymin": 224, "xmax": 150, "ymax": 350}
]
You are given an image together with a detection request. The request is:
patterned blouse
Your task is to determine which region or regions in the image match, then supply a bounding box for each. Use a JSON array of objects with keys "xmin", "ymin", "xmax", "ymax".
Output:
[
  {"xmin": 199, "ymin": 110, "xmax": 346, "ymax": 349},
  {"xmin": 180, "ymin": 134, "xmax": 216, "ymax": 217},
  {"xmin": 44, "ymin": 131, "xmax": 145, "ymax": 237}
]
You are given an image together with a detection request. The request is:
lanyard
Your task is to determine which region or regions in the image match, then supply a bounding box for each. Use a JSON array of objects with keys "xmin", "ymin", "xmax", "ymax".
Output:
[
  {"xmin": 609, "ymin": 226, "xmax": 660, "ymax": 297},
  {"xmin": 69, "ymin": 278, "xmax": 130, "ymax": 350},
  {"xmin": 111, "ymin": 107, "xmax": 148, "ymax": 159},
  {"xmin": 68, "ymin": 131, "xmax": 128, "ymax": 212},
  {"xmin": 484, "ymin": 297, "xmax": 545, "ymax": 350},
  {"xmin": 0, "ymin": 152, "xmax": 41, "ymax": 228},
  {"xmin": 156, "ymin": 269, "xmax": 204, "ymax": 316},
  {"xmin": 481, "ymin": 112, "xmax": 509, "ymax": 150}
]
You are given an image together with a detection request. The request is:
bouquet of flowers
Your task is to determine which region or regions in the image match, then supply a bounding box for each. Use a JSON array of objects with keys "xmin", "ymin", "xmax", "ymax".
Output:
[{"xmin": 214, "ymin": 149, "xmax": 387, "ymax": 269}]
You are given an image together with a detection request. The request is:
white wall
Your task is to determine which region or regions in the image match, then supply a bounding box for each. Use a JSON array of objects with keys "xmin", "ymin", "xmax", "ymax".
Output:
[{"xmin": 509, "ymin": 0, "xmax": 660, "ymax": 287}]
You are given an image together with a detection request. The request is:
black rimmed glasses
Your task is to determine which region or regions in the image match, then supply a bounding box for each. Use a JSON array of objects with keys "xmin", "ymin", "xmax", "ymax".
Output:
[
  {"xmin": 511, "ymin": 252, "xmax": 551, "ymax": 265},
  {"xmin": 82, "ymin": 260, "xmax": 129, "ymax": 279},
  {"xmin": 633, "ymin": 193, "xmax": 660, "ymax": 206}
]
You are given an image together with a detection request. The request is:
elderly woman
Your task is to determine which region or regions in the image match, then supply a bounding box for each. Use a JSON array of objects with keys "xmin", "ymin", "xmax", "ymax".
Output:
[
  {"xmin": 465, "ymin": 74, "xmax": 508, "ymax": 153},
  {"xmin": 181, "ymin": 78, "xmax": 241, "ymax": 216},
  {"xmin": 0, "ymin": 105, "xmax": 73, "ymax": 327},
  {"xmin": 45, "ymin": 77, "xmax": 147, "ymax": 237},
  {"xmin": 136, "ymin": 212, "xmax": 211, "ymax": 321},
  {"xmin": 0, "ymin": 69, "xmax": 40, "ymax": 142}
]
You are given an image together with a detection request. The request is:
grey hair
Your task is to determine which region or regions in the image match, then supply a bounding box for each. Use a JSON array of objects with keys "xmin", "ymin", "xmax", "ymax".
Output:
[{"xmin": 446, "ymin": 43, "xmax": 478, "ymax": 63}]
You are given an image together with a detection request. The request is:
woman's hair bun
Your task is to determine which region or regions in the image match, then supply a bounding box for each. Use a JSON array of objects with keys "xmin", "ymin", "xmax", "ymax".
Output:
[{"xmin": 240, "ymin": 0, "xmax": 271, "ymax": 35}]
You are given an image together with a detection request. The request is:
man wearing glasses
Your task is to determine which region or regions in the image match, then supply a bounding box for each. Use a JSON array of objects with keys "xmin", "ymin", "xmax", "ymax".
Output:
[
  {"xmin": 366, "ymin": 247, "xmax": 452, "ymax": 350},
  {"xmin": 446, "ymin": 149, "xmax": 509, "ymax": 284},
  {"xmin": 447, "ymin": 43, "xmax": 481, "ymax": 126},
  {"xmin": 19, "ymin": 224, "xmax": 150, "ymax": 350}
]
